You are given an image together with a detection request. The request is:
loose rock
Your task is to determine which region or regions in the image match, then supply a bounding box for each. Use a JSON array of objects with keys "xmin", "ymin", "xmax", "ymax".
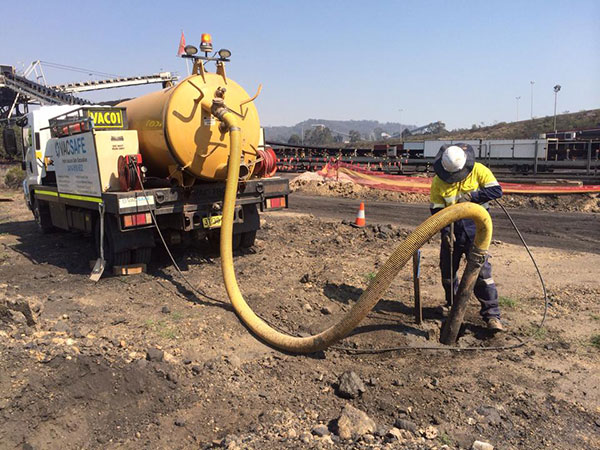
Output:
[
  {"xmin": 336, "ymin": 404, "xmax": 376, "ymax": 440},
  {"xmin": 423, "ymin": 425, "xmax": 438, "ymax": 439},
  {"xmin": 52, "ymin": 320, "xmax": 71, "ymax": 333},
  {"xmin": 476, "ymin": 406, "xmax": 502, "ymax": 426},
  {"xmin": 336, "ymin": 370, "xmax": 366, "ymax": 399},
  {"xmin": 299, "ymin": 431, "xmax": 312, "ymax": 444},
  {"xmin": 146, "ymin": 347, "xmax": 164, "ymax": 362},
  {"xmin": 362, "ymin": 433, "xmax": 375, "ymax": 443},
  {"xmin": 385, "ymin": 427, "xmax": 406, "ymax": 442},
  {"xmin": 312, "ymin": 424, "xmax": 329, "ymax": 437},
  {"xmin": 472, "ymin": 441, "xmax": 494, "ymax": 450},
  {"xmin": 394, "ymin": 418, "xmax": 418, "ymax": 434},
  {"xmin": 300, "ymin": 273, "xmax": 310, "ymax": 283}
]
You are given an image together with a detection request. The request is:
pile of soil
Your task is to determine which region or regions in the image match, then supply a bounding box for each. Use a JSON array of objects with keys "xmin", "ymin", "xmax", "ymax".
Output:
[
  {"xmin": 500, "ymin": 193, "xmax": 600, "ymax": 213},
  {"xmin": 290, "ymin": 174, "xmax": 429, "ymax": 204},
  {"xmin": 290, "ymin": 174, "xmax": 600, "ymax": 213}
]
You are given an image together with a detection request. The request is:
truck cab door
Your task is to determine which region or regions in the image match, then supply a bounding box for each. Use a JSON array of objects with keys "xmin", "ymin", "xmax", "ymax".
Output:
[{"xmin": 22, "ymin": 122, "xmax": 43, "ymax": 195}]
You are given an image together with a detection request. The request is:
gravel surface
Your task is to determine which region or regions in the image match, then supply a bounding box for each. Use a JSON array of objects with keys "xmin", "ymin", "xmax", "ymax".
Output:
[{"xmin": 0, "ymin": 189, "xmax": 599, "ymax": 449}]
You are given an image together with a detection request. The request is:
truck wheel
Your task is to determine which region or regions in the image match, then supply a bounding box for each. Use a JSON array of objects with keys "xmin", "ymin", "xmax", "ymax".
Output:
[
  {"xmin": 112, "ymin": 250, "xmax": 132, "ymax": 267},
  {"xmin": 208, "ymin": 232, "xmax": 241, "ymax": 252},
  {"xmin": 33, "ymin": 198, "xmax": 55, "ymax": 233},
  {"xmin": 95, "ymin": 219, "xmax": 131, "ymax": 269},
  {"xmin": 232, "ymin": 233, "xmax": 242, "ymax": 250},
  {"xmin": 132, "ymin": 247, "xmax": 152, "ymax": 265},
  {"xmin": 240, "ymin": 230, "xmax": 257, "ymax": 248},
  {"xmin": 207, "ymin": 232, "xmax": 220, "ymax": 253}
]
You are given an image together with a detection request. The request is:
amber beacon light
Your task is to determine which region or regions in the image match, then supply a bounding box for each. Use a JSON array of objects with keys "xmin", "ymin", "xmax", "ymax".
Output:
[{"xmin": 200, "ymin": 33, "xmax": 213, "ymax": 53}]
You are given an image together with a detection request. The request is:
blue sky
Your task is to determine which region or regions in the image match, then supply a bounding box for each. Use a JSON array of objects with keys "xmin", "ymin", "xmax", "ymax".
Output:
[{"xmin": 1, "ymin": 0, "xmax": 598, "ymax": 129}]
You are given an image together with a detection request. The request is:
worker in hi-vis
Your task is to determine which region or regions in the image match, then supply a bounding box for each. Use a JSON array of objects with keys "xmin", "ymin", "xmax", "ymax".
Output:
[{"xmin": 430, "ymin": 144, "xmax": 504, "ymax": 331}]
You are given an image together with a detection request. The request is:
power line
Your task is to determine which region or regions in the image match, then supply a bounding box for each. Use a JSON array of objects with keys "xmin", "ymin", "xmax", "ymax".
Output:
[{"xmin": 40, "ymin": 61, "xmax": 123, "ymax": 79}]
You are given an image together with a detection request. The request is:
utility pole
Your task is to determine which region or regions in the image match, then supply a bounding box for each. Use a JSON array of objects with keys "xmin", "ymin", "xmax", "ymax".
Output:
[
  {"xmin": 530, "ymin": 81, "xmax": 535, "ymax": 119},
  {"xmin": 398, "ymin": 108, "xmax": 405, "ymax": 139},
  {"xmin": 553, "ymin": 85, "xmax": 561, "ymax": 132},
  {"xmin": 515, "ymin": 96, "xmax": 521, "ymax": 121}
]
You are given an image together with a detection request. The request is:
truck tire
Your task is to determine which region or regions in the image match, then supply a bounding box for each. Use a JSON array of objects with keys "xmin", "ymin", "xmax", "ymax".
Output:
[
  {"xmin": 240, "ymin": 230, "xmax": 257, "ymax": 248},
  {"xmin": 33, "ymin": 198, "xmax": 55, "ymax": 233},
  {"xmin": 207, "ymin": 232, "xmax": 220, "ymax": 253},
  {"xmin": 232, "ymin": 233, "xmax": 242, "ymax": 250},
  {"xmin": 208, "ymin": 232, "xmax": 241, "ymax": 252},
  {"xmin": 94, "ymin": 218, "xmax": 131, "ymax": 269},
  {"xmin": 132, "ymin": 247, "xmax": 152, "ymax": 265}
]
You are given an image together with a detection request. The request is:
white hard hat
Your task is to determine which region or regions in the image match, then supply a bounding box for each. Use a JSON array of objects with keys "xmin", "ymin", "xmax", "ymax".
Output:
[{"xmin": 441, "ymin": 146, "xmax": 467, "ymax": 173}]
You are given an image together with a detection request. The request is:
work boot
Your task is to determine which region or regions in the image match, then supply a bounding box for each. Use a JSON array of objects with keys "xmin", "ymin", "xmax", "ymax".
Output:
[
  {"xmin": 437, "ymin": 305, "xmax": 451, "ymax": 317},
  {"xmin": 486, "ymin": 317, "xmax": 504, "ymax": 332}
]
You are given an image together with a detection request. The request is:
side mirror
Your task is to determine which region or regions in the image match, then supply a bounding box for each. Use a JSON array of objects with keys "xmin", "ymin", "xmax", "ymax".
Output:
[{"xmin": 2, "ymin": 127, "xmax": 19, "ymax": 157}]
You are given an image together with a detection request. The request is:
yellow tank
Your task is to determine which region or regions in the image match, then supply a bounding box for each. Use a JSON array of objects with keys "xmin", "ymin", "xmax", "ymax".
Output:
[{"xmin": 118, "ymin": 67, "xmax": 260, "ymax": 182}]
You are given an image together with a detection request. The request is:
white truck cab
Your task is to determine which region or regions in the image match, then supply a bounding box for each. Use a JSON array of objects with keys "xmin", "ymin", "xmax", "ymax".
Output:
[{"xmin": 22, "ymin": 105, "xmax": 81, "ymax": 204}]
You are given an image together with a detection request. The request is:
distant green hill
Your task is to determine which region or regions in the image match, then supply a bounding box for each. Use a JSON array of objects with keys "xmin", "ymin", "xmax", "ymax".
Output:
[
  {"xmin": 265, "ymin": 119, "xmax": 415, "ymax": 142},
  {"xmin": 389, "ymin": 109, "xmax": 600, "ymax": 144},
  {"xmin": 266, "ymin": 109, "xmax": 599, "ymax": 147}
]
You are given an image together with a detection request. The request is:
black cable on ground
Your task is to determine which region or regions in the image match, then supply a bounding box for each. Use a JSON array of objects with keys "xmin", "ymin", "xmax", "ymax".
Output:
[
  {"xmin": 133, "ymin": 165, "xmax": 225, "ymax": 305},
  {"xmin": 493, "ymin": 198, "xmax": 549, "ymax": 329}
]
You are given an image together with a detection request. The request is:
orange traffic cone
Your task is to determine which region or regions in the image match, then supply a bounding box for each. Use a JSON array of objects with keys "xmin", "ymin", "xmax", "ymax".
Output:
[{"xmin": 352, "ymin": 202, "xmax": 366, "ymax": 228}]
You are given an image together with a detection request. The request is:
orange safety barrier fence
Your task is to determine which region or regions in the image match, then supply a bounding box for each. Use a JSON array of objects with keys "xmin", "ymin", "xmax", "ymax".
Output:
[{"xmin": 318, "ymin": 161, "xmax": 600, "ymax": 195}]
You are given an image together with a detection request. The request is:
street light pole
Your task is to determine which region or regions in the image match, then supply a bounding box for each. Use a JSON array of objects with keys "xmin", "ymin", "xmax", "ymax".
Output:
[
  {"xmin": 553, "ymin": 84, "xmax": 561, "ymax": 132},
  {"xmin": 398, "ymin": 108, "xmax": 404, "ymax": 137},
  {"xmin": 515, "ymin": 96, "xmax": 521, "ymax": 121},
  {"xmin": 530, "ymin": 81, "xmax": 535, "ymax": 119}
]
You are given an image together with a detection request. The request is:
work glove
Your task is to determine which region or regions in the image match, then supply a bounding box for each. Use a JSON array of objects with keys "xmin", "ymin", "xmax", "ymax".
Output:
[{"xmin": 457, "ymin": 192, "xmax": 472, "ymax": 203}]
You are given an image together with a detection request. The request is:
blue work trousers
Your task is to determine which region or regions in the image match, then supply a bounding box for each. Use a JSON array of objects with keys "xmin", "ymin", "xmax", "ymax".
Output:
[{"xmin": 439, "ymin": 229, "xmax": 501, "ymax": 320}]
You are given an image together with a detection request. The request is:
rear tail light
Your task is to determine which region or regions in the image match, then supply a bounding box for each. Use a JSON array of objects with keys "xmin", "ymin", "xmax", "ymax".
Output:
[
  {"xmin": 122, "ymin": 212, "xmax": 152, "ymax": 228},
  {"xmin": 265, "ymin": 196, "xmax": 286, "ymax": 209}
]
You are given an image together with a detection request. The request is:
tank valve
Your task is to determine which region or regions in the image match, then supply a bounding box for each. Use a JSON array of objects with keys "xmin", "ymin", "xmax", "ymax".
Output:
[
  {"xmin": 211, "ymin": 87, "xmax": 229, "ymax": 126},
  {"xmin": 215, "ymin": 87, "xmax": 226, "ymax": 98}
]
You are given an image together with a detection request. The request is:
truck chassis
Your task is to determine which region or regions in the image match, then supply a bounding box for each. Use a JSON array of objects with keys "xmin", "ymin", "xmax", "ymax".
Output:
[{"xmin": 29, "ymin": 177, "xmax": 289, "ymax": 268}]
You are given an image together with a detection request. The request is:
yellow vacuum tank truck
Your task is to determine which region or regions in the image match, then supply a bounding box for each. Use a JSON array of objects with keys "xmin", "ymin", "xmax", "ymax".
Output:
[{"xmin": 20, "ymin": 37, "xmax": 287, "ymax": 274}]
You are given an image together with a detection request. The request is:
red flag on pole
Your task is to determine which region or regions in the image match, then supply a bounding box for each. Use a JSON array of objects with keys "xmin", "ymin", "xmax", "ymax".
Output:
[{"xmin": 177, "ymin": 31, "xmax": 186, "ymax": 56}]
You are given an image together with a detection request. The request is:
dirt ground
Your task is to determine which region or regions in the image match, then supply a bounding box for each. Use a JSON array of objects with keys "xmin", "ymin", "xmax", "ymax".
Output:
[
  {"xmin": 289, "ymin": 173, "xmax": 600, "ymax": 213},
  {"xmin": 1, "ymin": 187, "xmax": 599, "ymax": 450}
]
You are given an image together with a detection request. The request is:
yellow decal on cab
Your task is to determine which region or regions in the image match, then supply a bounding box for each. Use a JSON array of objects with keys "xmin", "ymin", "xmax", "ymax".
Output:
[{"xmin": 87, "ymin": 109, "xmax": 124, "ymax": 129}]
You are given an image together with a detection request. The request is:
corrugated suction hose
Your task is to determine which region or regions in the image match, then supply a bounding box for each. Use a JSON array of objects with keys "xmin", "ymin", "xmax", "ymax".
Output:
[{"xmin": 218, "ymin": 112, "xmax": 493, "ymax": 353}]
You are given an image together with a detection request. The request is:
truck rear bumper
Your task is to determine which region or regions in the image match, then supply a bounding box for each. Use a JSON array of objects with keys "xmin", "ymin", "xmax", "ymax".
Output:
[{"xmin": 31, "ymin": 176, "xmax": 289, "ymax": 233}]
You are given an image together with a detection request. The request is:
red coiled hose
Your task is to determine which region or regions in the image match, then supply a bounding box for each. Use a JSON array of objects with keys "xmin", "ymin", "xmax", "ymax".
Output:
[{"xmin": 255, "ymin": 146, "xmax": 278, "ymax": 178}]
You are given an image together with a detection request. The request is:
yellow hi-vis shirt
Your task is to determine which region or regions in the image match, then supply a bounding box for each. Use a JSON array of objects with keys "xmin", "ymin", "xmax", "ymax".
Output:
[{"xmin": 430, "ymin": 162, "xmax": 500, "ymax": 209}]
